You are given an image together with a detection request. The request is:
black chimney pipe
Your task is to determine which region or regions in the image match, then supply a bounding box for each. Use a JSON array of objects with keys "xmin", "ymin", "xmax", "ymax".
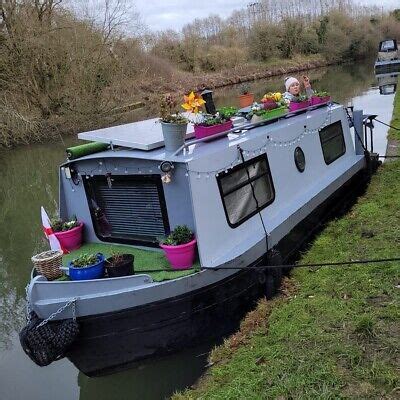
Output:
[{"xmin": 201, "ymin": 89, "xmax": 216, "ymax": 115}]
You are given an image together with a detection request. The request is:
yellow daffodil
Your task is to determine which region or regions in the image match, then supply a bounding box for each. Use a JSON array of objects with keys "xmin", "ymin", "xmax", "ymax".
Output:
[
  {"xmin": 181, "ymin": 91, "xmax": 206, "ymax": 114},
  {"xmin": 274, "ymin": 92, "xmax": 282, "ymax": 102}
]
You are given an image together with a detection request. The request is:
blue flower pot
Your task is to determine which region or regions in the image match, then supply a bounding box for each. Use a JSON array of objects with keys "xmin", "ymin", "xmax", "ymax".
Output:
[{"xmin": 68, "ymin": 253, "xmax": 105, "ymax": 280}]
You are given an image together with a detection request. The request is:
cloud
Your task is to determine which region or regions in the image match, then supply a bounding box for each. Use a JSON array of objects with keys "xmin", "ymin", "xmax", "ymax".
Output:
[
  {"xmin": 134, "ymin": 0, "xmax": 399, "ymax": 32},
  {"xmin": 134, "ymin": 0, "xmax": 244, "ymax": 31}
]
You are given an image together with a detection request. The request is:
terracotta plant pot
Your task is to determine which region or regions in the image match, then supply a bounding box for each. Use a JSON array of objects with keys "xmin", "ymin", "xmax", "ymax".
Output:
[
  {"xmin": 53, "ymin": 222, "xmax": 83, "ymax": 251},
  {"xmin": 238, "ymin": 93, "xmax": 254, "ymax": 108},
  {"xmin": 194, "ymin": 121, "xmax": 233, "ymax": 140},
  {"xmin": 106, "ymin": 254, "xmax": 134, "ymax": 278}
]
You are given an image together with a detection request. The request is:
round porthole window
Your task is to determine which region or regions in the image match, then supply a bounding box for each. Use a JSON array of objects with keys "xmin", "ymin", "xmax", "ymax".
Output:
[{"xmin": 294, "ymin": 147, "xmax": 305, "ymax": 172}]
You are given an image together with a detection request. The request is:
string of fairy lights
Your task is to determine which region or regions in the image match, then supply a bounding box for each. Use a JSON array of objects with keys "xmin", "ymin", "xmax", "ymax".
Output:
[
  {"xmin": 65, "ymin": 104, "xmax": 333, "ymax": 190},
  {"xmin": 186, "ymin": 104, "xmax": 333, "ymax": 177}
]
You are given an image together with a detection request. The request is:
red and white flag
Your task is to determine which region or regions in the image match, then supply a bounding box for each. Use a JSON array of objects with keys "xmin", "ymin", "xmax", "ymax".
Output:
[{"xmin": 41, "ymin": 207, "xmax": 68, "ymax": 253}]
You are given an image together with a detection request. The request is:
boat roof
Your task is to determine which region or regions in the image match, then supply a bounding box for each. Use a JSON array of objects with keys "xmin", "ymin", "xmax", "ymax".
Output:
[
  {"xmin": 74, "ymin": 104, "xmax": 343, "ymax": 164},
  {"xmin": 78, "ymin": 118, "xmax": 196, "ymax": 151}
]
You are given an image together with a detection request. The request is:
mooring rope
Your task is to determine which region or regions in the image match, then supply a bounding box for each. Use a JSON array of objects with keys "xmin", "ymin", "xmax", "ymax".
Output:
[
  {"xmin": 134, "ymin": 257, "xmax": 400, "ymax": 274},
  {"xmin": 374, "ymin": 118, "xmax": 400, "ymax": 131}
]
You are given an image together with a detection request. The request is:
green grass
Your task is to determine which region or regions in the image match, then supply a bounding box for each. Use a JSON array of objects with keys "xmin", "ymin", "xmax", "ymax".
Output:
[
  {"xmin": 173, "ymin": 94, "xmax": 400, "ymax": 399},
  {"xmin": 62, "ymin": 243, "xmax": 199, "ymax": 282},
  {"xmin": 388, "ymin": 87, "xmax": 400, "ymax": 141}
]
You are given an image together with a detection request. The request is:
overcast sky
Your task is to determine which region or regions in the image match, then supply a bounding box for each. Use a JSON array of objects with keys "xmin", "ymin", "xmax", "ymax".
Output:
[{"xmin": 133, "ymin": 0, "xmax": 399, "ymax": 32}]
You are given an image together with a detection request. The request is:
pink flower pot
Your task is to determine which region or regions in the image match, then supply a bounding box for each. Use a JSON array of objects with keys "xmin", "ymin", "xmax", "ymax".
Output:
[
  {"xmin": 289, "ymin": 100, "xmax": 310, "ymax": 112},
  {"xmin": 194, "ymin": 121, "xmax": 233, "ymax": 140},
  {"xmin": 310, "ymin": 96, "xmax": 331, "ymax": 106},
  {"xmin": 160, "ymin": 239, "xmax": 197, "ymax": 270},
  {"xmin": 53, "ymin": 222, "xmax": 84, "ymax": 251}
]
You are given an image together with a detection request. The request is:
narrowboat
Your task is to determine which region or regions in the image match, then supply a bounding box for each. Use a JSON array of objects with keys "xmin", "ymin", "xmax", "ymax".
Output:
[
  {"xmin": 375, "ymin": 39, "xmax": 400, "ymax": 72},
  {"xmin": 21, "ymin": 102, "xmax": 378, "ymax": 376}
]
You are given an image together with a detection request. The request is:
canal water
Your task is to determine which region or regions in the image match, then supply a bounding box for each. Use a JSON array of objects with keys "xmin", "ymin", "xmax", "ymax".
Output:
[{"xmin": 0, "ymin": 62, "xmax": 397, "ymax": 400}]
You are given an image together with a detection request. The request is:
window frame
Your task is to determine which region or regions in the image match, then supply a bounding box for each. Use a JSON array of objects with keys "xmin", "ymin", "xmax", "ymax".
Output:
[
  {"xmin": 319, "ymin": 121, "xmax": 346, "ymax": 165},
  {"xmin": 216, "ymin": 154, "xmax": 275, "ymax": 229},
  {"xmin": 294, "ymin": 146, "xmax": 306, "ymax": 173}
]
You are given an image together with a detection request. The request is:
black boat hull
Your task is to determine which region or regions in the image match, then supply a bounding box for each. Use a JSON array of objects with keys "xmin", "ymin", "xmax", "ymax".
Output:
[{"xmin": 66, "ymin": 167, "xmax": 370, "ymax": 377}]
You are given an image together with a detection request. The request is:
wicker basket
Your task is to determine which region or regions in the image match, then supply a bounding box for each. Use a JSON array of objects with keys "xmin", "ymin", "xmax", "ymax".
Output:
[{"xmin": 31, "ymin": 250, "xmax": 63, "ymax": 280}]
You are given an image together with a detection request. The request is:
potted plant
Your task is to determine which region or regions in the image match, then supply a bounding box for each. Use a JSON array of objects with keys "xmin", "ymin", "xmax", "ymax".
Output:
[
  {"xmin": 159, "ymin": 225, "xmax": 197, "ymax": 270},
  {"xmin": 193, "ymin": 113, "xmax": 234, "ymax": 140},
  {"xmin": 310, "ymin": 90, "xmax": 331, "ymax": 106},
  {"xmin": 238, "ymin": 84, "xmax": 254, "ymax": 108},
  {"xmin": 182, "ymin": 92, "xmax": 234, "ymax": 140},
  {"xmin": 288, "ymin": 94, "xmax": 310, "ymax": 112},
  {"xmin": 160, "ymin": 94, "xmax": 189, "ymax": 152},
  {"xmin": 248, "ymin": 102, "xmax": 288, "ymax": 123},
  {"xmin": 261, "ymin": 92, "xmax": 285, "ymax": 110},
  {"xmin": 68, "ymin": 253, "xmax": 105, "ymax": 280},
  {"xmin": 105, "ymin": 252, "xmax": 134, "ymax": 278},
  {"xmin": 50, "ymin": 215, "xmax": 83, "ymax": 251}
]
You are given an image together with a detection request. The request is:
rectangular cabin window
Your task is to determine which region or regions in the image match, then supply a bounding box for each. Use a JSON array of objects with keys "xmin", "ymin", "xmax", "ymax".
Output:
[
  {"xmin": 379, "ymin": 40, "xmax": 396, "ymax": 52},
  {"xmin": 84, "ymin": 175, "xmax": 170, "ymax": 247},
  {"xmin": 319, "ymin": 121, "xmax": 346, "ymax": 165},
  {"xmin": 217, "ymin": 154, "xmax": 275, "ymax": 228}
]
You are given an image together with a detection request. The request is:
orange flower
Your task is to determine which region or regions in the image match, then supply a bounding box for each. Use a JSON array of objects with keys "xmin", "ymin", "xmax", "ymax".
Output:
[{"xmin": 181, "ymin": 91, "xmax": 206, "ymax": 114}]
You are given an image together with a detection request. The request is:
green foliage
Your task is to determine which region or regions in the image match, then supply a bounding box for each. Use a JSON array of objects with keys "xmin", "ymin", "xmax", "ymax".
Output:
[
  {"xmin": 198, "ymin": 113, "xmax": 230, "ymax": 127},
  {"xmin": 388, "ymin": 88, "xmax": 400, "ymax": 141},
  {"xmin": 217, "ymin": 106, "xmax": 238, "ymax": 119},
  {"xmin": 161, "ymin": 225, "xmax": 194, "ymax": 246},
  {"xmin": 354, "ymin": 315, "xmax": 376, "ymax": 338},
  {"xmin": 278, "ymin": 19, "xmax": 305, "ymax": 59},
  {"xmin": 316, "ymin": 16, "xmax": 329, "ymax": 45},
  {"xmin": 313, "ymin": 90, "xmax": 330, "ymax": 97},
  {"xmin": 247, "ymin": 22, "xmax": 281, "ymax": 62},
  {"xmin": 391, "ymin": 9, "xmax": 400, "ymax": 22},
  {"xmin": 50, "ymin": 215, "xmax": 79, "ymax": 232},
  {"xmin": 292, "ymin": 94, "xmax": 309, "ymax": 102},
  {"xmin": 108, "ymin": 251, "xmax": 125, "ymax": 267},
  {"xmin": 71, "ymin": 253, "xmax": 99, "ymax": 268}
]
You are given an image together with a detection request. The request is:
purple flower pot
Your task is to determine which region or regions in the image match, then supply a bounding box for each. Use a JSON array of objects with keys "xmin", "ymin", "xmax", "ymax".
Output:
[
  {"xmin": 289, "ymin": 100, "xmax": 310, "ymax": 112},
  {"xmin": 310, "ymin": 96, "xmax": 331, "ymax": 106},
  {"xmin": 194, "ymin": 121, "xmax": 233, "ymax": 140},
  {"xmin": 262, "ymin": 100, "xmax": 278, "ymax": 110},
  {"xmin": 160, "ymin": 239, "xmax": 197, "ymax": 270}
]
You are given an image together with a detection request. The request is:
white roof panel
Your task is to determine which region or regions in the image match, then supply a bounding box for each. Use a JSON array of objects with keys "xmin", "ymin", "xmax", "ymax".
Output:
[{"xmin": 78, "ymin": 118, "xmax": 195, "ymax": 151}]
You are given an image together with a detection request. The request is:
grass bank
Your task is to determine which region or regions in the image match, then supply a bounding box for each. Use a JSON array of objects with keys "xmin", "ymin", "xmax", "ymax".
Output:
[{"xmin": 173, "ymin": 93, "xmax": 400, "ymax": 399}]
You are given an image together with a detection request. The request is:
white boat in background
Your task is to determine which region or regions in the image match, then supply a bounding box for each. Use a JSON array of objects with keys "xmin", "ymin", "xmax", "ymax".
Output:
[{"xmin": 375, "ymin": 39, "xmax": 400, "ymax": 72}]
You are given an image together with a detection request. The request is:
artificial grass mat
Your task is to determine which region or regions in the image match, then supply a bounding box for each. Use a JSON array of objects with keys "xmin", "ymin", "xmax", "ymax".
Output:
[{"xmin": 62, "ymin": 243, "xmax": 199, "ymax": 282}]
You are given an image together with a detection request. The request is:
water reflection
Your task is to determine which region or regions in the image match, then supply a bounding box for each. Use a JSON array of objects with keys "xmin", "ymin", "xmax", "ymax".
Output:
[
  {"xmin": 375, "ymin": 64, "xmax": 400, "ymax": 96},
  {"xmin": 0, "ymin": 138, "xmax": 78, "ymax": 350},
  {"xmin": 213, "ymin": 62, "xmax": 375, "ymax": 107},
  {"xmin": 78, "ymin": 344, "xmax": 212, "ymax": 400}
]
